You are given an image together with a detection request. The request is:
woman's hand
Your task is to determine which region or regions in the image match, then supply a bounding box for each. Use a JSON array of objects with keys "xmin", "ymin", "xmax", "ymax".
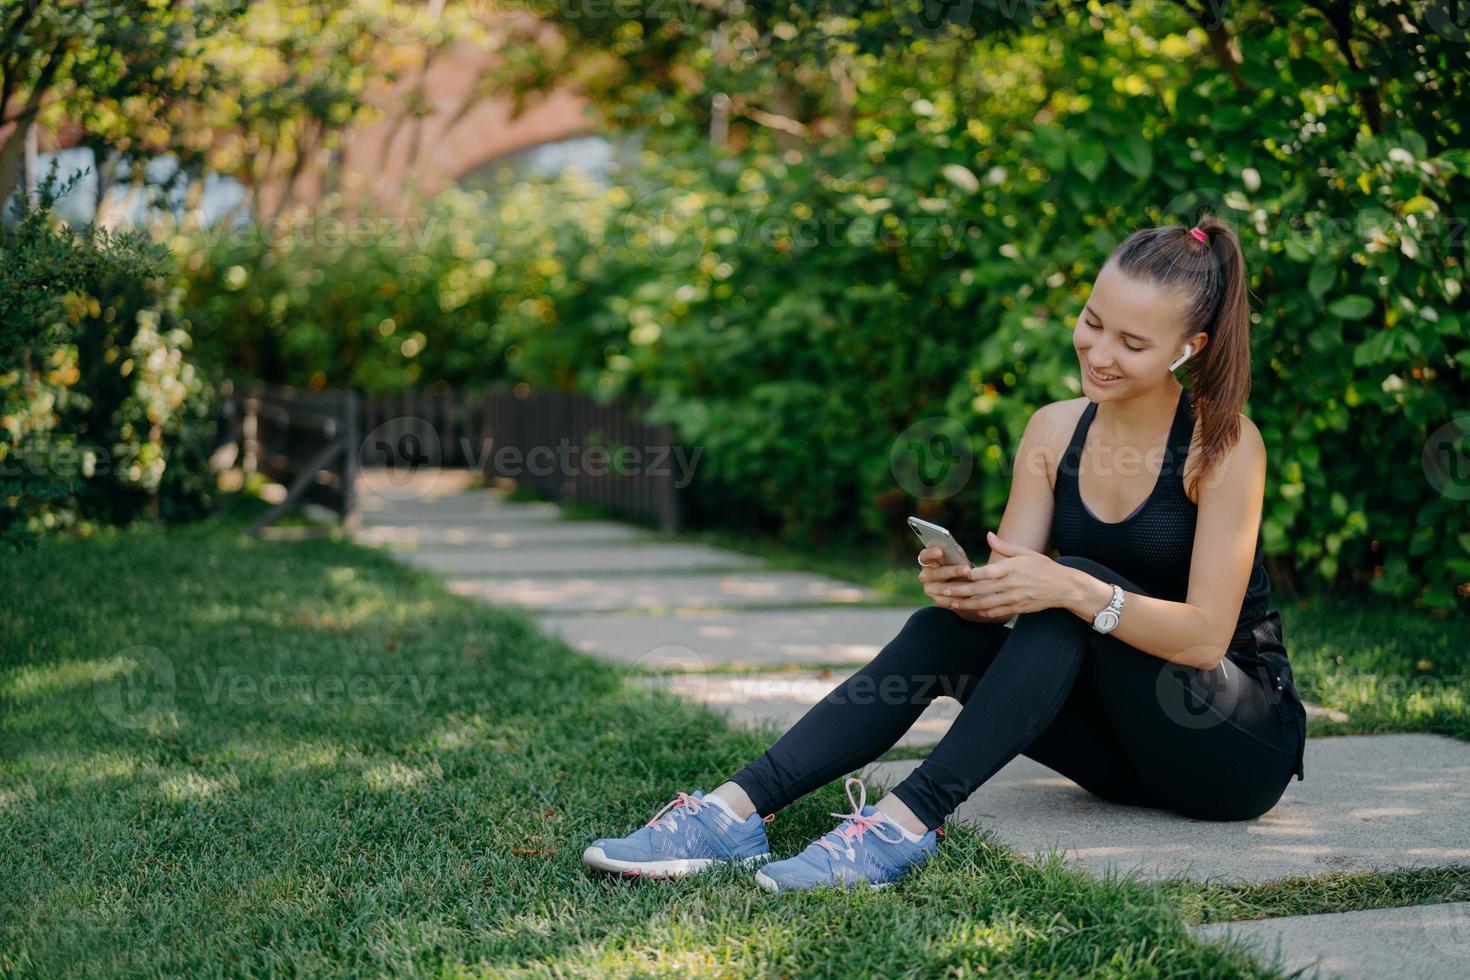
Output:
[
  {"xmin": 936, "ymin": 531, "xmax": 1079, "ymax": 617},
  {"xmin": 916, "ymin": 546, "xmax": 974, "ymax": 612}
]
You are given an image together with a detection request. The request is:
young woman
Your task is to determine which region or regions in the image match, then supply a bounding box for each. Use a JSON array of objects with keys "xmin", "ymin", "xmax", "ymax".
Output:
[{"xmin": 582, "ymin": 217, "xmax": 1308, "ymax": 892}]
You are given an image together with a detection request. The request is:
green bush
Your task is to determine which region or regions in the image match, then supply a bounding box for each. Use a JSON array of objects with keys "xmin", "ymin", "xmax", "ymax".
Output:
[
  {"xmin": 0, "ymin": 167, "xmax": 216, "ymax": 549},
  {"xmin": 179, "ymin": 4, "xmax": 1469, "ymax": 609},
  {"xmin": 177, "ymin": 175, "xmax": 613, "ymax": 393},
  {"xmin": 537, "ymin": 9, "xmax": 1470, "ymax": 610}
]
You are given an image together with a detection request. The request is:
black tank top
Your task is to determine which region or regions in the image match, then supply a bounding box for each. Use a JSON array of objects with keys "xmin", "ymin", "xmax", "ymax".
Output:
[{"xmin": 1051, "ymin": 385, "xmax": 1306, "ymax": 780}]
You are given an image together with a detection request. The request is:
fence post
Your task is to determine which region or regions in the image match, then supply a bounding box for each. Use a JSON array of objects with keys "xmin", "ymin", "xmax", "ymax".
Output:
[
  {"xmin": 342, "ymin": 389, "xmax": 360, "ymax": 530},
  {"xmin": 242, "ymin": 382, "xmax": 260, "ymax": 477},
  {"xmin": 479, "ymin": 386, "xmax": 492, "ymax": 482}
]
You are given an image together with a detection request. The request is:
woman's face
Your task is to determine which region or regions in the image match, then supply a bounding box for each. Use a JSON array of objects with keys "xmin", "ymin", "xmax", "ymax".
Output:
[{"xmin": 1072, "ymin": 263, "xmax": 1195, "ymax": 397}]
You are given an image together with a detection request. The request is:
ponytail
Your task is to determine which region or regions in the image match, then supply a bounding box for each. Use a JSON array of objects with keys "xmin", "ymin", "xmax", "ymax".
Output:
[{"xmin": 1105, "ymin": 214, "xmax": 1253, "ymax": 500}]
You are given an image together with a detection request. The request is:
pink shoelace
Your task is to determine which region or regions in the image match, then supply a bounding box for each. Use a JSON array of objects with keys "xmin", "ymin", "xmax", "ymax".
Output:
[
  {"xmin": 645, "ymin": 791, "xmax": 775, "ymax": 833},
  {"xmin": 816, "ymin": 776, "xmax": 906, "ymax": 859},
  {"xmin": 645, "ymin": 791, "xmax": 702, "ymax": 833}
]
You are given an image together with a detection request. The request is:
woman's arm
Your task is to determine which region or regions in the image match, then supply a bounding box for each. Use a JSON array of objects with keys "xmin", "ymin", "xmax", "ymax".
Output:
[
  {"xmin": 950, "ymin": 405, "xmax": 1062, "ymax": 624},
  {"xmin": 1055, "ymin": 417, "xmax": 1269, "ymax": 671}
]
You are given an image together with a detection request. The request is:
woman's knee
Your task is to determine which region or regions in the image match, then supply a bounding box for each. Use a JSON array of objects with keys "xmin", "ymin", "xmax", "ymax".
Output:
[
  {"xmin": 1053, "ymin": 555, "xmax": 1150, "ymax": 598},
  {"xmin": 881, "ymin": 606, "xmax": 991, "ymax": 677},
  {"xmin": 900, "ymin": 605, "xmax": 982, "ymax": 649},
  {"xmin": 1054, "ymin": 554, "xmax": 1117, "ymax": 580},
  {"xmin": 906, "ymin": 604, "xmax": 957, "ymax": 630}
]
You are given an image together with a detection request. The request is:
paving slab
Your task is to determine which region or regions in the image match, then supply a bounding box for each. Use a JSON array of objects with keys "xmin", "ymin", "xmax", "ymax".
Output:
[
  {"xmin": 1194, "ymin": 902, "xmax": 1470, "ymax": 979},
  {"xmin": 355, "ymin": 467, "xmax": 483, "ymax": 500},
  {"xmin": 536, "ymin": 606, "xmax": 919, "ymax": 669},
  {"xmin": 444, "ymin": 571, "xmax": 878, "ymax": 612},
  {"xmin": 351, "ymin": 521, "xmax": 652, "ymax": 548},
  {"xmin": 392, "ymin": 543, "xmax": 763, "ymax": 576},
  {"xmin": 357, "ymin": 499, "xmax": 565, "ymax": 522},
  {"xmin": 353, "ymin": 470, "xmax": 559, "ymax": 518},
  {"xmin": 636, "ymin": 670, "xmax": 960, "ymax": 748},
  {"xmin": 857, "ymin": 733, "xmax": 1470, "ymax": 884}
]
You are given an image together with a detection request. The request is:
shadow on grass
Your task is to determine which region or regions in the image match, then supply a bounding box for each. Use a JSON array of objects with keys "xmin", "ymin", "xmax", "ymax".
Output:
[{"xmin": 0, "ymin": 495, "xmax": 1372, "ymax": 976}]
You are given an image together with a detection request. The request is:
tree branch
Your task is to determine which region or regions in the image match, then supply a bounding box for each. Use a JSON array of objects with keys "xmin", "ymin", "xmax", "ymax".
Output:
[
  {"xmin": 1170, "ymin": 0, "xmax": 1256, "ymax": 95},
  {"xmin": 1302, "ymin": 0, "xmax": 1383, "ymax": 133}
]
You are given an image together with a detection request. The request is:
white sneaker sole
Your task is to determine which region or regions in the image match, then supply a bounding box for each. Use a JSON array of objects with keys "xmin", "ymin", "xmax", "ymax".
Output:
[
  {"xmin": 582, "ymin": 846, "xmax": 771, "ymax": 879},
  {"xmin": 754, "ymin": 868, "xmax": 893, "ymax": 893}
]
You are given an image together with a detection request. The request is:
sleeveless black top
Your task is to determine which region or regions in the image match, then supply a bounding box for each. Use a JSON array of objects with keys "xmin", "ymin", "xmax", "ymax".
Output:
[{"xmin": 1051, "ymin": 385, "xmax": 1306, "ymax": 780}]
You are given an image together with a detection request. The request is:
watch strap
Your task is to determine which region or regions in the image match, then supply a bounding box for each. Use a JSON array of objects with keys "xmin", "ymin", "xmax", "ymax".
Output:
[{"xmin": 1091, "ymin": 584, "xmax": 1125, "ymax": 633}]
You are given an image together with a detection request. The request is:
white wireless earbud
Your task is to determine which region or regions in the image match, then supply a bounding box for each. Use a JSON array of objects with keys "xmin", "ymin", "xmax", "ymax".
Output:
[{"xmin": 1168, "ymin": 344, "xmax": 1193, "ymax": 371}]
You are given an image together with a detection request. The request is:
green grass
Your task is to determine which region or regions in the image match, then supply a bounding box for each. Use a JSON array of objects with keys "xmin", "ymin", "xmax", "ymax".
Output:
[
  {"xmin": 1282, "ymin": 596, "xmax": 1470, "ymax": 741},
  {"xmin": 7, "ymin": 491, "xmax": 1464, "ymax": 976},
  {"xmin": 0, "ymin": 497, "xmax": 1314, "ymax": 976}
]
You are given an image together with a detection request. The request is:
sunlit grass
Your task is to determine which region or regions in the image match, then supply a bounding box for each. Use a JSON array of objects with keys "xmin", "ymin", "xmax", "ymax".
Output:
[{"xmin": 2, "ymin": 493, "xmax": 1466, "ymax": 976}]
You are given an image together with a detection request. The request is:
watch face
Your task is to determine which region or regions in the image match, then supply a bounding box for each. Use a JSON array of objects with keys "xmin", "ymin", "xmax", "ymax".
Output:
[{"xmin": 1095, "ymin": 610, "xmax": 1119, "ymax": 632}]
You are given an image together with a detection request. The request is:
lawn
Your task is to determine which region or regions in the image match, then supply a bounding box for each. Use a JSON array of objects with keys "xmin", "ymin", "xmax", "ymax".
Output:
[{"xmin": 3, "ymin": 496, "xmax": 1467, "ymax": 977}]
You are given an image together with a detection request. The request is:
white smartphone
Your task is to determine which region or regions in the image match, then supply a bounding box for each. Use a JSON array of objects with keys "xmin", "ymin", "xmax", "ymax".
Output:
[
  {"xmin": 907, "ymin": 516, "xmax": 970, "ymax": 567},
  {"xmin": 909, "ymin": 516, "xmax": 1020, "ymax": 630}
]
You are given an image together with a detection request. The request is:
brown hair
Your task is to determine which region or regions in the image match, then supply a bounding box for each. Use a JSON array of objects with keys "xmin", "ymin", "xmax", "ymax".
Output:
[{"xmin": 1102, "ymin": 213, "xmax": 1252, "ymax": 501}]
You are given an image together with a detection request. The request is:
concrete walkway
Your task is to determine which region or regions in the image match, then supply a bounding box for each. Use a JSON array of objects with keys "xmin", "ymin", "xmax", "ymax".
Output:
[
  {"xmin": 860, "ymin": 732, "xmax": 1470, "ymax": 883},
  {"xmin": 348, "ymin": 467, "xmax": 1470, "ymax": 977},
  {"xmin": 1194, "ymin": 902, "xmax": 1470, "ymax": 979}
]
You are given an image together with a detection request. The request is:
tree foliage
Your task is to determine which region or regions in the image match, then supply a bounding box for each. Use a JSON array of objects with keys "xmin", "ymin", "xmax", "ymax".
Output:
[
  {"xmin": 1, "ymin": 165, "xmax": 214, "ymax": 548},
  {"xmin": 175, "ymin": 1, "xmax": 1470, "ymax": 608}
]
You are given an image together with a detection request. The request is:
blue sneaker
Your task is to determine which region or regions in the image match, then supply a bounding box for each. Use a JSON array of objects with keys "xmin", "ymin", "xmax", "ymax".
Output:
[
  {"xmin": 582, "ymin": 790, "xmax": 775, "ymax": 879},
  {"xmin": 754, "ymin": 777, "xmax": 938, "ymax": 893}
]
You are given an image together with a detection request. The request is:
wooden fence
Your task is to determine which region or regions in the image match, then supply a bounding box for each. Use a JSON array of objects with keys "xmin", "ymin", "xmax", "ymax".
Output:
[
  {"xmin": 216, "ymin": 381, "xmax": 360, "ymax": 534},
  {"xmin": 360, "ymin": 387, "xmax": 487, "ymax": 469},
  {"xmin": 479, "ymin": 387, "xmax": 681, "ymax": 533},
  {"xmin": 219, "ymin": 382, "xmax": 683, "ymax": 533}
]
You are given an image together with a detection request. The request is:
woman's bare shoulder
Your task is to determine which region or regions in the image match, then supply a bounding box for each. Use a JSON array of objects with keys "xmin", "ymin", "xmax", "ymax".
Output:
[
  {"xmin": 1030, "ymin": 397, "xmax": 1089, "ymax": 442},
  {"xmin": 1184, "ymin": 411, "xmax": 1262, "ymax": 506},
  {"xmin": 1025, "ymin": 398, "xmax": 1089, "ymax": 492},
  {"xmin": 1043, "ymin": 397, "xmax": 1090, "ymax": 424}
]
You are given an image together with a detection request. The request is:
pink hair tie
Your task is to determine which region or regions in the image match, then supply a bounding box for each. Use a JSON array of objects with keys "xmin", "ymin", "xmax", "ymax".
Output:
[{"xmin": 1189, "ymin": 227, "xmax": 1208, "ymax": 243}]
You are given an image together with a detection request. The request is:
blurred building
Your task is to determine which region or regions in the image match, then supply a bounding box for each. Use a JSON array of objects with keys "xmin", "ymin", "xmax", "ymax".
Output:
[{"xmin": 2, "ymin": 34, "xmax": 620, "ymax": 229}]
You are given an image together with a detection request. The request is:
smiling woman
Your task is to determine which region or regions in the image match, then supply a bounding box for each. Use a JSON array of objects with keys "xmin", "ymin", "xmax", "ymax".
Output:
[{"xmin": 580, "ymin": 214, "xmax": 1308, "ymax": 895}]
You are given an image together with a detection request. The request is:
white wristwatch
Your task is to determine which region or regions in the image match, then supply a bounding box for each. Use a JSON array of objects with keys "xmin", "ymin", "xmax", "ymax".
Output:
[{"xmin": 1091, "ymin": 584, "xmax": 1125, "ymax": 634}]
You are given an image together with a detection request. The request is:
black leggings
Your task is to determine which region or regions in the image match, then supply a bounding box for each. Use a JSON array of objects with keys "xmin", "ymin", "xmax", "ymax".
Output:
[{"xmin": 730, "ymin": 555, "xmax": 1302, "ymax": 832}]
